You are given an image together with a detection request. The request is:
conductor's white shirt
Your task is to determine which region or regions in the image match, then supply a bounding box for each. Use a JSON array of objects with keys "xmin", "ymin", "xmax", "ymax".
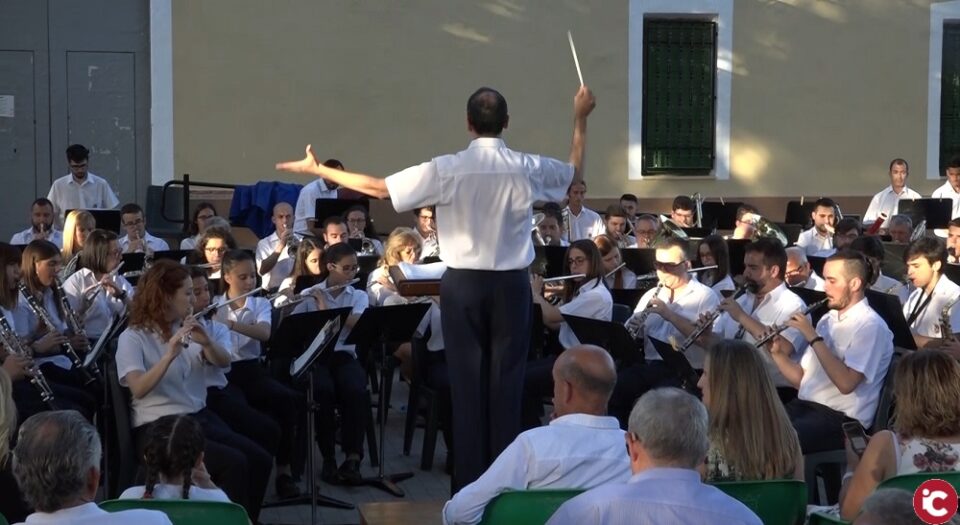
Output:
[
  {"xmin": 902, "ymin": 274, "xmax": 960, "ymax": 339},
  {"xmin": 558, "ymin": 278, "xmax": 613, "ymax": 349},
  {"xmin": 863, "ymin": 185, "xmax": 922, "ymax": 224},
  {"xmin": 796, "ymin": 227, "xmax": 833, "ymax": 256},
  {"xmin": 294, "ymin": 179, "xmax": 338, "ymax": 232},
  {"xmin": 932, "ymin": 181, "xmax": 960, "ymax": 219},
  {"xmin": 384, "ymin": 137, "xmax": 574, "ymax": 270},
  {"xmin": 565, "ymin": 206, "xmax": 605, "ymax": 242},
  {"xmin": 631, "ymin": 279, "xmax": 720, "ymax": 369}
]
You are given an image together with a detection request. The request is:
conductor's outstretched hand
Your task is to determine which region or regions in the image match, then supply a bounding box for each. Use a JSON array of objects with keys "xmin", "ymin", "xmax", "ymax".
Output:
[
  {"xmin": 276, "ymin": 145, "xmax": 321, "ymax": 176},
  {"xmin": 574, "ymin": 85, "xmax": 596, "ymax": 119}
]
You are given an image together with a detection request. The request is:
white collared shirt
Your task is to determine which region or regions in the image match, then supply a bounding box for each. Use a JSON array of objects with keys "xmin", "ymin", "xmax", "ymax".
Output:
[
  {"xmin": 298, "ymin": 279, "xmax": 369, "ymax": 356},
  {"xmin": 180, "ymin": 235, "xmax": 200, "ymax": 250},
  {"xmin": 710, "ymin": 274, "xmax": 736, "ymax": 295},
  {"xmin": 412, "ymin": 228, "xmax": 441, "ymax": 260},
  {"xmin": 442, "ymin": 413, "xmax": 630, "ymax": 525},
  {"xmin": 799, "ymin": 271, "xmax": 826, "ymax": 292},
  {"xmin": 366, "ymin": 266, "xmax": 397, "ymax": 306},
  {"xmin": 872, "ymin": 272, "xmax": 909, "ymax": 304},
  {"xmin": 118, "ymin": 231, "xmax": 170, "ymax": 253},
  {"xmin": 294, "ymin": 179, "xmax": 338, "ymax": 232},
  {"xmin": 61, "ymin": 268, "xmax": 134, "ymax": 338},
  {"xmin": 212, "ymin": 295, "xmax": 271, "ymax": 362},
  {"xmin": 798, "ymin": 298, "xmax": 894, "ymax": 428},
  {"xmin": 200, "ymin": 317, "xmax": 234, "ymax": 389},
  {"xmin": 46, "ymin": 172, "xmax": 120, "ymax": 222},
  {"xmin": 255, "ymin": 231, "xmax": 295, "ymax": 290},
  {"xmin": 632, "ymin": 279, "xmax": 720, "ymax": 369},
  {"xmin": 16, "ymin": 288, "xmax": 73, "ymax": 370},
  {"xmin": 604, "ymin": 267, "xmax": 637, "ymax": 290},
  {"xmin": 864, "ymin": 185, "xmax": 922, "ymax": 223},
  {"xmin": 714, "ymin": 283, "xmax": 808, "ymax": 386},
  {"xmin": 558, "ymin": 278, "xmax": 613, "ymax": 349},
  {"xmin": 564, "ymin": 206, "xmax": 605, "ymax": 242},
  {"xmin": 796, "ymin": 227, "xmax": 833, "ymax": 256},
  {"xmin": 16, "ymin": 502, "xmax": 172, "ymax": 525},
  {"xmin": 932, "ymin": 181, "xmax": 960, "ymax": 219},
  {"xmin": 902, "ymin": 274, "xmax": 960, "ymax": 338},
  {"xmin": 10, "ymin": 227, "xmax": 63, "ymax": 248},
  {"xmin": 384, "ymin": 137, "xmax": 573, "ymax": 270},
  {"xmin": 120, "ymin": 483, "xmax": 231, "ymax": 502}
]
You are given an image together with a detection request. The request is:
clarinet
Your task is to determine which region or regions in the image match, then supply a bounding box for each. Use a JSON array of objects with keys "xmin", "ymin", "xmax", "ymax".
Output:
[
  {"xmin": 53, "ymin": 277, "xmax": 103, "ymax": 379},
  {"xmin": 939, "ymin": 295, "xmax": 960, "ymax": 343},
  {"xmin": 754, "ymin": 298, "xmax": 829, "ymax": 347},
  {"xmin": 675, "ymin": 282, "xmax": 752, "ymax": 353},
  {"xmin": 0, "ymin": 316, "xmax": 56, "ymax": 407},
  {"xmin": 626, "ymin": 283, "xmax": 664, "ymax": 341},
  {"xmin": 18, "ymin": 282, "xmax": 97, "ymax": 386}
]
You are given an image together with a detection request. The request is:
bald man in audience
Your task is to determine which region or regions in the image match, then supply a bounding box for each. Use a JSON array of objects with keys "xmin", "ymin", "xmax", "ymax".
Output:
[
  {"xmin": 785, "ymin": 247, "xmax": 825, "ymax": 291},
  {"xmin": 442, "ymin": 345, "xmax": 630, "ymax": 525}
]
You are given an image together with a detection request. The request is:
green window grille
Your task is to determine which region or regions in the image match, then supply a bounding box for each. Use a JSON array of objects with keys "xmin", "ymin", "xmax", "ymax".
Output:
[
  {"xmin": 941, "ymin": 22, "xmax": 960, "ymax": 174},
  {"xmin": 642, "ymin": 18, "xmax": 718, "ymax": 175}
]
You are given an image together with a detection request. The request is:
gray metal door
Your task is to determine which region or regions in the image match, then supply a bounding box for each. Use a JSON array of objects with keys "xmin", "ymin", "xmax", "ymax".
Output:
[{"xmin": 0, "ymin": 51, "xmax": 40, "ymax": 241}]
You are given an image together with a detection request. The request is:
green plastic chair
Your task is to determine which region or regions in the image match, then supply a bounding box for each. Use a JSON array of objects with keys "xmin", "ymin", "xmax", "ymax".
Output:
[
  {"xmin": 808, "ymin": 471, "xmax": 960, "ymax": 525},
  {"xmin": 711, "ymin": 479, "xmax": 807, "ymax": 525},
  {"xmin": 478, "ymin": 489, "xmax": 585, "ymax": 525},
  {"xmin": 99, "ymin": 499, "xmax": 248, "ymax": 525},
  {"xmin": 0, "ymin": 511, "xmax": 8, "ymax": 525}
]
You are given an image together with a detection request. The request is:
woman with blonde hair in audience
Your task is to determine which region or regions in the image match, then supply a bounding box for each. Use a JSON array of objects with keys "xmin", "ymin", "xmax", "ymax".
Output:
[
  {"xmin": 698, "ymin": 339, "xmax": 803, "ymax": 482},
  {"xmin": 839, "ymin": 350, "xmax": 960, "ymax": 520},
  {"xmin": 594, "ymin": 235, "xmax": 636, "ymax": 289},
  {"xmin": 60, "ymin": 209, "xmax": 95, "ymax": 279},
  {"xmin": 367, "ymin": 227, "xmax": 421, "ymax": 306}
]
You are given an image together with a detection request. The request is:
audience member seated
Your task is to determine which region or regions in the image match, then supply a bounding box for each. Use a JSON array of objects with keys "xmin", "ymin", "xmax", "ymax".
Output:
[
  {"xmin": 59, "ymin": 210, "xmax": 95, "ymax": 280},
  {"xmin": 634, "ymin": 214, "xmax": 658, "ymax": 249},
  {"xmin": 699, "ymin": 340, "xmax": 803, "ymax": 482},
  {"xmin": 293, "ymin": 158, "xmax": 343, "ymax": 234},
  {"xmin": 0, "ymin": 369, "xmax": 30, "ymax": 523},
  {"xmin": 344, "ymin": 204, "xmax": 384, "ymax": 255},
  {"xmin": 796, "ymin": 198, "xmax": 837, "ymax": 256},
  {"xmin": 695, "ymin": 235, "xmax": 735, "ymax": 294},
  {"xmin": 594, "ymin": 235, "xmax": 636, "ymax": 289},
  {"xmin": 12, "ymin": 410, "xmax": 172, "ymax": 525},
  {"xmin": 444, "ymin": 345, "xmax": 629, "ymax": 525},
  {"xmin": 46, "ymin": 144, "xmax": 119, "ymax": 224},
  {"xmin": 536, "ymin": 204, "xmax": 568, "ymax": 247},
  {"xmin": 785, "ymin": 246, "xmax": 825, "ymax": 291},
  {"xmin": 564, "ymin": 181, "xmax": 604, "ymax": 241},
  {"xmin": 601, "ymin": 205, "xmax": 636, "ymax": 248},
  {"xmin": 852, "ymin": 488, "xmax": 957, "ymax": 525},
  {"xmin": 180, "ymin": 202, "xmax": 217, "ymax": 250},
  {"xmin": 9, "ymin": 198, "xmax": 62, "ymax": 248},
  {"xmin": 863, "ymin": 158, "xmax": 921, "ymax": 226},
  {"xmin": 255, "ymin": 202, "xmax": 297, "ymax": 290},
  {"xmin": 729, "ymin": 204, "xmax": 760, "ymax": 240},
  {"xmin": 839, "ymin": 350, "xmax": 960, "ymax": 520},
  {"xmin": 547, "ymin": 388, "xmax": 761, "ymax": 525},
  {"xmin": 887, "ymin": 214, "xmax": 913, "ymax": 245},
  {"xmin": 120, "ymin": 414, "xmax": 231, "ymax": 502},
  {"xmin": 119, "ymin": 203, "xmax": 170, "ymax": 254},
  {"xmin": 670, "ymin": 195, "xmax": 696, "ymax": 228}
]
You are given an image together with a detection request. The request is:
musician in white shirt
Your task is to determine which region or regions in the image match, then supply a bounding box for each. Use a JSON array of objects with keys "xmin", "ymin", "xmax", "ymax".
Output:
[
  {"xmin": 293, "ymin": 158, "xmax": 342, "ymax": 233},
  {"xmin": 321, "ymin": 216, "xmax": 349, "ymax": 248},
  {"xmin": 595, "ymin": 236, "xmax": 636, "ymax": 290},
  {"xmin": 948, "ymin": 218, "xmax": 960, "ymax": 265},
  {"xmin": 863, "ymin": 158, "xmax": 921, "ymax": 226},
  {"xmin": 695, "ymin": 235, "xmax": 735, "ymax": 295},
  {"xmin": 564, "ymin": 181, "xmax": 604, "ymax": 242},
  {"xmin": 932, "ymin": 156, "xmax": 960, "ymax": 220},
  {"xmin": 670, "ymin": 196, "xmax": 696, "ymax": 228},
  {"xmin": 634, "ymin": 214, "xmax": 659, "ymax": 249},
  {"xmin": 536, "ymin": 205, "xmax": 568, "ymax": 247},
  {"xmin": 344, "ymin": 204, "xmax": 384, "ymax": 255},
  {"xmin": 902, "ymin": 238, "xmax": 960, "ymax": 347},
  {"xmin": 887, "ymin": 214, "xmax": 913, "ymax": 244},
  {"xmin": 118, "ymin": 203, "xmax": 170, "ymax": 254},
  {"xmin": 411, "ymin": 206, "xmax": 440, "ymax": 259},
  {"xmin": 9, "ymin": 198, "xmax": 62, "ymax": 248},
  {"xmin": 602, "ymin": 205, "xmax": 636, "ymax": 248},
  {"xmin": 181, "ymin": 203, "xmax": 217, "ymax": 250},
  {"xmin": 766, "ymin": 250, "xmax": 894, "ymax": 455},
  {"xmin": 445, "ymin": 346, "xmax": 629, "ymax": 525},
  {"xmin": 785, "ymin": 247, "xmax": 825, "ymax": 291},
  {"xmin": 796, "ymin": 198, "xmax": 837, "ymax": 256},
  {"xmin": 611, "ymin": 237, "xmax": 720, "ymax": 427},
  {"xmin": 255, "ymin": 202, "xmax": 297, "ymax": 290},
  {"xmin": 61, "ymin": 230, "xmax": 133, "ymax": 339},
  {"xmin": 46, "ymin": 144, "xmax": 120, "ymax": 224}
]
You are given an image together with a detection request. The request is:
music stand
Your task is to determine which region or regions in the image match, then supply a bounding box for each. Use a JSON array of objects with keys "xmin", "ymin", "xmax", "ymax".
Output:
[
  {"xmin": 609, "ymin": 289, "xmax": 644, "ymax": 310},
  {"xmin": 533, "ymin": 245, "xmax": 568, "ymax": 278},
  {"xmin": 944, "ymin": 263, "xmax": 960, "ymax": 287},
  {"xmin": 784, "ymin": 201, "xmax": 817, "ymax": 227},
  {"xmin": 262, "ymin": 309, "xmax": 354, "ymax": 515},
  {"xmin": 648, "ymin": 336, "xmax": 700, "ymax": 394},
  {"xmin": 67, "ymin": 208, "xmax": 122, "ymax": 233},
  {"xmin": 727, "ymin": 239, "xmax": 750, "ymax": 277},
  {"xmin": 775, "ymin": 223, "xmax": 803, "ymax": 245},
  {"xmin": 700, "ymin": 201, "xmax": 743, "ymax": 230},
  {"xmin": 346, "ymin": 303, "xmax": 431, "ymax": 497},
  {"xmin": 120, "ymin": 253, "xmax": 146, "ymax": 273},
  {"xmin": 680, "ymin": 227, "xmax": 713, "ymax": 239},
  {"xmin": 807, "ymin": 255, "xmax": 827, "ymax": 277},
  {"xmin": 865, "ymin": 290, "xmax": 917, "ymax": 350},
  {"xmin": 355, "ymin": 255, "xmax": 379, "ymax": 291},
  {"xmin": 152, "ymin": 249, "xmax": 192, "ymax": 262},
  {"xmin": 790, "ymin": 288, "xmax": 829, "ymax": 326},
  {"xmin": 562, "ymin": 315, "xmax": 639, "ymax": 366},
  {"xmin": 881, "ymin": 242, "xmax": 908, "ymax": 279},
  {"xmin": 621, "ymin": 248, "xmax": 656, "ymax": 276},
  {"xmin": 314, "ymin": 198, "xmax": 369, "ymax": 225},
  {"xmin": 898, "ymin": 198, "xmax": 953, "ymax": 229}
]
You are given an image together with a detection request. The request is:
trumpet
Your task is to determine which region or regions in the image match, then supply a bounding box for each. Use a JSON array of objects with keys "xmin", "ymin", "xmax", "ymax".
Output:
[
  {"xmin": 675, "ymin": 282, "xmax": 752, "ymax": 353},
  {"xmin": 754, "ymin": 298, "xmax": 829, "ymax": 347},
  {"xmin": 0, "ymin": 316, "xmax": 56, "ymax": 407},
  {"xmin": 939, "ymin": 295, "xmax": 960, "ymax": 343},
  {"xmin": 18, "ymin": 282, "xmax": 97, "ymax": 386},
  {"xmin": 626, "ymin": 283, "xmax": 664, "ymax": 341}
]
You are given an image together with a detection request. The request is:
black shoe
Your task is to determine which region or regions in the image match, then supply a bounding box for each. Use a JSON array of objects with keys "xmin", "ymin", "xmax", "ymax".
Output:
[
  {"xmin": 275, "ymin": 473, "xmax": 301, "ymax": 499},
  {"xmin": 320, "ymin": 459, "xmax": 339, "ymax": 485},
  {"xmin": 338, "ymin": 458, "xmax": 362, "ymax": 485}
]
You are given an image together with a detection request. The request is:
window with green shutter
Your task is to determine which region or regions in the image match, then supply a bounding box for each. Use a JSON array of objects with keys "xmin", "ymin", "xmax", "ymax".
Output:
[
  {"xmin": 642, "ymin": 18, "xmax": 718, "ymax": 176},
  {"xmin": 941, "ymin": 22, "xmax": 960, "ymax": 174}
]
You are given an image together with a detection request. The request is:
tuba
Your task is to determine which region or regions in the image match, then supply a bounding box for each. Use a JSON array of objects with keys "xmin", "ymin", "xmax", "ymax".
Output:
[
  {"xmin": 750, "ymin": 215, "xmax": 790, "ymax": 246},
  {"xmin": 650, "ymin": 216, "xmax": 689, "ymax": 248}
]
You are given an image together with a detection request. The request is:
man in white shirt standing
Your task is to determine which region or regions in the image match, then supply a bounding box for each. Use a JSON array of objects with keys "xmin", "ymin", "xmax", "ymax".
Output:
[
  {"xmin": 931, "ymin": 155, "xmax": 960, "ymax": 220},
  {"xmin": 863, "ymin": 158, "xmax": 922, "ymax": 227},
  {"xmin": 118, "ymin": 203, "xmax": 170, "ymax": 254},
  {"xmin": 443, "ymin": 345, "xmax": 629, "ymax": 525},
  {"xmin": 796, "ymin": 198, "xmax": 837, "ymax": 256},
  {"xmin": 293, "ymin": 158, "xmax": 342, "ymax": 234},
  {"xmin": 46, "ymin": 144, "xmax": 119, "ymax": 224},
  {"xmin": 277, "ymin": 84, "xmax": 596, "ymax": 492},
  {"xmin": 9, "ymin": 198, "xmax": 63, "ymax": 248},
  {"xmin": 785, "ymin": 247, "xmax": 826, "ymax": 291},
  {"xmin": 902, "ymin": 237, "xmax": 960, "ymax": 347},
  {"xmin": 12, "ymin": 411, "xmax": 172, "ymax": 525},
  {"xmin": 256, "ymin": 202, "xmax": 296, "ymax": 290},
  {"xmin": 563, "ymin": 181, "xmax": 604, "ymax": 242}
]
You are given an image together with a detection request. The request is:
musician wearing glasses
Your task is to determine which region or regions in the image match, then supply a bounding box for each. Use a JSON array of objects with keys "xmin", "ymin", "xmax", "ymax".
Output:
[
  {"xmin": 412, "ymin": 206, "xmax": 440, "ymax": 259},
  {"xmin": 119, "ymin": 203, "xmax": 170, "ymax": 254},
  {"xmin": 61, "ymin": 230, "xmax": 133, "ymax": 339},
  {"xmin": 728, "ymin": 204, "xmax": 760, "ymax": 240},
  {"xmin": 344, "ymin": 205, "xmax": 384, "ymax": 255},
  {"xmin": 536, "ymin": 206, "xmax": 568, "ymax": 247},
  {"xmin": 594, "ymin": 236, "xmax": 636, "ymax": 289},
  {"xmin": 633, "ymin": 215, "xmax": 658, "ymax": 249},
  {"xmin": 564, "ymin": 181, "xmax": 604, "ymax": 242},
  {"xmin": 863, "ymin": 158, "xmax": 921, "ymax": 227},
  {"xmin": 255, "ymin": 202, "xmax": 297, "ymax": 290},
  {"xmin": 887, "ymin": 214, "xmax": 913, "ymax": 245},
  {"xmin": 610, "ymin": 237, "xmax": 720, "ymax": 427},
  {"xmin": 902, "ymin": 238, "xmax": 960, "ymax": 348},
  {"xmin": 785, "ymin": 247, "xmax": 826, "ymax": 291},
  {"xmin": 796, "ymin": 198, "xmax": 837, "ymax": 256},
  {"xmin": 191, "ymin": 226, "xmax": 238, "ymax": 281},
  {"xmin": 46, "ymin": 144, "xmax": 119, "ymax": 224},
  {"xmin": 601, "ymin": 206, "xmax": 636, "ymax": 248},
  {"xmin": 694, "ymin": 235, "xmax": 735, "ymax": 294}
]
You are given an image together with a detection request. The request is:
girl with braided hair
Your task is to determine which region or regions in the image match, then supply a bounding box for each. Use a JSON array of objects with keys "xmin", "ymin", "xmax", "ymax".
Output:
[{"xmin": 119, "ymin": 414, "xmax": 230, "ymax": 502}]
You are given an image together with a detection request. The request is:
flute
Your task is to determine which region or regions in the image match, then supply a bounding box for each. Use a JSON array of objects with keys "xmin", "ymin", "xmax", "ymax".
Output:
[
  {"xmin": 543, "ymin": 273, "xmax": 586, "ymax": 283},
  {"xmin": 299, "ymin": 278, "xmax": 361, "ymax": 296},
  {"xmin": 636, "ymin": 264, "xmax": 719, "ymax": 281},
  {"xmin": 754, "ymin": 298, "xmax": 829, "ymax": 347},
  {"xmin": 604, "ymin": 263, "xmax": 627, "ymax": 279},
  {"xmin": 193, "ymin": 287, "xmax": 263, "ymax": 319}
]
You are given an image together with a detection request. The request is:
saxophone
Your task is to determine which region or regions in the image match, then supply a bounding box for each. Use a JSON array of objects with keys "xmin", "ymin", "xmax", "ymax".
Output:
[
  {"xmin": 18, "ymin": 282, "xmax": 97, "ymax": 385},
  {"xmin": 939, "ymin": 295, "xmax": 960, "ymax": 343},
  {"xmin": 0, "ymin": 316, "xmax": 56, "ymax": 407}
]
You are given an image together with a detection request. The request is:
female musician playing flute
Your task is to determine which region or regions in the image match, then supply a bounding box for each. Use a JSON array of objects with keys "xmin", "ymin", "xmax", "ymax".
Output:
[
  {"xmin": 696, "ymin": 235, "xmax": 735, "ymax": 294},
  {"xmin": 114, "ymin": 260, "xmax": 271, "ymax": 520},
  {"xmin": 61, "ymin": 229, "xmax": 133, "ymax": 339},
  {"xmin": 594, "ymin": 235, "xmax": 637, "ymax": 289},
  {"xmin": 189, "ymin": 225, "xmax": 237, "ymax": 282},
  {"xmin": 211, "ymin": 250, "xmax": 302, "ymax": 498}
]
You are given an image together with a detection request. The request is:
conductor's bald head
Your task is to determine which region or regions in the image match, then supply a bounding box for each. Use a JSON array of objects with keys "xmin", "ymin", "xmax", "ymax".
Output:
[
  {"xmin": 467, "ymin": 87, "xmax": 509, "ymax": 137},
  {"xmin": 552, "ymin": 345, "xmax": 617, "ymax": 418}
]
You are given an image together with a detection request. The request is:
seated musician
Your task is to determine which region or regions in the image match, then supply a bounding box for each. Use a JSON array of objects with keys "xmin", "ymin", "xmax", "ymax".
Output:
[
  {"xmin": 796, "ymin": 198, "xmax": 837, "ymax": 256},
  {"xmin": 633, "ymin": 214, "xmax": 658, "ymax": 249},
  {"xmin": 902, "ymin": 238, "xmax": 960, "ymax": 348},
  {"xmin": 189, "ymin": 225, "xmax": 237, "ymax": 282},
  {"xmin": 609, "ymin": 237, "xmax": 720, "ymax": 428},
  {"xmin": 564, "ymin": 181, "xmax": 604, "ymax": 241},
  {"xmin": 119, "ymin": 203, "xmax": 170, "ymax": 254},
  {"xmin": 344, "ymin": 204, "xmax": 384, "ymax": 255},
  {"xmin": 887, "ymin": 214, "xmax": 913, "ymax": 244},
  {"xmin": 947, "ymin": 217, "xmax": 960, "ymax": 264},
  {"xmin": 321, "ymin": 216, "xmax": 348, "ymax": 248},
  {"xmin": 367, "ymin": 227, "xmax": 421, "ymax": 379},
  {"xmin": 276, "ymin": 236, "xmax": 326, "ymax": 299},
  {"xmin": 933, "ymin": 156, "xmax": 960, "ymax": 220},
  {"xmin": 212, "ymin": 250, "xmax": 302, "ymax": 498},
  {"xmin": 445, "ymin": 345, "xmax": 629, "ymax": 525},
  {"xmin": 594, "ymin": 235, "xmax": 636, "ymax": 289},
  {"xmin": 863, "ymin": 158, "xmax": 920, "ymax": 227},
  {"xmin": 536, "ymin": 204, "xmax": 568, "ymax": 247},
  {"xmin": 115, "ymin": 260, "xmax": 272, "ymax": 520},
  {"xmin": 695, "ymin": 235, "xmax": 735, "ymax": 294},
  {"xmin": 601, "ymin": 205, "xmax": 636, "ymax": 248},
  {"xmin": 411, "ymin": 206, "xmax": 440, "ymax": 259},
  {"xmin": 9, "ymin": 198, "xmax": 62, "ymax": 248},
  {"xmin": 829, "ymin": 217, "xmax": 862, "ymax": 255},
  {"xmin": 849, "ymin": 235, "xmax": 909, "ymax": 303},
  {"xmin": 619, "ymin": 193, "xmax": 639, "ymax": 231},
  {"xmin": 785, "ymin": 247, "xmax": 825, "ymax": 291},
  {"xmin": 293, "ymin": 157, "xmax": 342, "ymax": 234},
  {"xmin": 297, "ymin": 242, "xmax": 370, "ymax": 484},
  {"xmin": 524, "ymin": 240, "xmax": 613, "ymax": 428},
  {"xmin": 255, "ymin": 202, "xmax": 297, "ymax": 291},
  {"xmin": 670, "ymin": 195, "xmax": 696, "ymax": 228},
  {"xmin": 728, "ymin": 204, "xmax": 759, "ymax": 240},
  {"xmin": 61, "ymin": 230, "xmax": 133, "ymax": 339},
  {"xmin": 60, "ymin": 209, "xmax": 96, "ymax": 279},
  {"xmin": 181, "ymin": 202, "xmax": 217, "ymax": 250}
]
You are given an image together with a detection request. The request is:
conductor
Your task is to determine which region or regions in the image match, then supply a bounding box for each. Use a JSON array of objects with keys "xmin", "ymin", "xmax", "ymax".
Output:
[{"xmin": 277, "ymin": 85, "xmax": 596, "ymax": 492}]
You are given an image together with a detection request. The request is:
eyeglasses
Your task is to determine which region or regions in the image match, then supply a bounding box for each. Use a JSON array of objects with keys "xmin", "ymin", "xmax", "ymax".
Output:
[
  {"xmin": 205, "ymin": 246, "xmax": 228, "ymax": 253},
  {"xmin": 567, "ymin": 257, "xmax": 588, "ymax": 266},
  {"xmin": 334, "ymin": 264, "xmax": 359, "ymax": 272},
  {"xmin": 654, "ymin": 260, "xmax": 687, "ymax": 271}
]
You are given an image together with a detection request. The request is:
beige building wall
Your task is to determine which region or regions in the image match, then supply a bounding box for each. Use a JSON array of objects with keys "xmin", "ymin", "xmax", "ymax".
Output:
[{"xmin": 171, "ymin": 0, "xmax": 947, "ymax": 215}]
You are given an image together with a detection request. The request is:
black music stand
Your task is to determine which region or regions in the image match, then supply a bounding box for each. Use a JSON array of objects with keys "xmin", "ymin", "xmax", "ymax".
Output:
[
  {"xmin": 262, "ymin": 309, "xmax": 354, "ymax": 514},
  {"xmin": 945, "ymin": 263, "xmax": 960, "ymax": 287},
  {"xmin": 621, "ymin": 248, "xmax": 656, "ymax": 277},
  {"xmin": 66, "ymin": 208, "xmax": 121, "ymax": 233},
  {"xmin": 120, "ymin": 253, "xmax": 146, "ymax": 273},
  {"xmin": 609, "ymin": 289, "xmax": 644, "ymax": 310},
  {"xmin": 727, "ymin": 239, "xmax": 750, "ymax": 277},
  {"xmin": 355, "ymin": 255, "xmax": 380, "ymax": 291},
  {"xmin": 784, "ymin": 201, "xmax": 817, "ymax": 227},
  {"xmin": 152, "ymin": 249, "xmax": 192, "ymax": 262},
  {"xmin": 789, "ymin": 288, "xmax": 829, "ymax": 326},
  {"xmin": 808, "ymin": 255, "xmax": 827, "ymax": 277},
  {"xmin": 346, "ymin": 303, "xmax": 431, "ymax": 497},
  {"xmin": 700, "ymin": 201, "xmax": 743, "ymax": 231},
  {"xmin": 775, "ymin": 223, "xmax": 803, "ymax": 245},
  {"xmin": 882, "ymin": 242, "xmax": 908, "ymax": 279},
  {"xmin": 648, "ymin": 336, "xmax": 700, "ymax": 394},
  {"xmin": 865, "ymin": 290, "xmax": 916, "ymax": 350},
  {"xmin": 562, "ymin": 314, "xmax": 639, "ymax": 366},
  {"xmin": 680, "ymin": 227, "xmax": 713, "ymax": 238},
  {"xmin": 533, "ymin": 245, "xmax": 568, "ymax": 278},
  {"xmin": 898, "ymin": 198, "xmax": 953, "ymax": 229},
  {"xmin": 314, "ymin": 198, "xmax": 369, "ymax": 225}
]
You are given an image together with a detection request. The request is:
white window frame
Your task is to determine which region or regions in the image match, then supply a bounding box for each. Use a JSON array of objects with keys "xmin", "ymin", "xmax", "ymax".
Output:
[
  {"xmin": 628, "ymin": 0, "xmax": 733, "ymax": 180},
  {"xmin": 150, "ymin": 0, "xmax": 174, "ymax": 185},
  {"xmin": 927, "ymin": 1, "xmax": 960, "ymax": 180}
]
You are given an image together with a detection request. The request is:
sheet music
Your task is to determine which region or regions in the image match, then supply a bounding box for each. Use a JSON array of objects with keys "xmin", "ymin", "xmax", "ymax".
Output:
[
  {"xmin": 396, "ymin": 261, "xmax": 447, "ymax": 280},
  {"xmin": 290, "ymin": 317, "xmax": 340, "ymax": 377},
  {"xmin": 85, "ymin": 315, "xmax": 119, "ymax": 368}
]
